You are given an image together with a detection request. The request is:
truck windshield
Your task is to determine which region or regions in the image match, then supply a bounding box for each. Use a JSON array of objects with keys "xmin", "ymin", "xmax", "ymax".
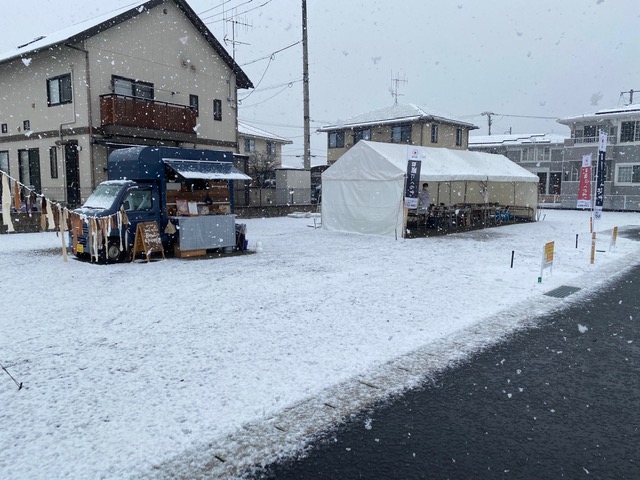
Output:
[{"xmin": 82, "ymin": 183, "xmax": 126, "ymax": 209}]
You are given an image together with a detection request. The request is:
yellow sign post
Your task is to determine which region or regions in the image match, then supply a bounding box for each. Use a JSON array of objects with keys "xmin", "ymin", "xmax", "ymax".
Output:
[{"xmin": 539, "ymin": 241, "xmax": 555, "ymax": 282}]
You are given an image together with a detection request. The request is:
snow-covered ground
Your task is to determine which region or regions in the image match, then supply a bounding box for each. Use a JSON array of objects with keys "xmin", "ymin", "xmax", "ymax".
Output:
[{"xmin": 1, "ymin": 209, "xmax": 639, "ymax": 479}]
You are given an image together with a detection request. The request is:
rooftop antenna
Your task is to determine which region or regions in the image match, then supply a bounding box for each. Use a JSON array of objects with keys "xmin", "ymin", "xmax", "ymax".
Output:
[
  {"xmin": 390, "ymin": 71, "xmax": 408, "ymax": 105},
  {"xmin": 620, "ymin": 88, "xmax": 640, "ymax": 105},
  {"xmin": 223, "ymin": 9, "xmax": 252, "ymax": 60}
]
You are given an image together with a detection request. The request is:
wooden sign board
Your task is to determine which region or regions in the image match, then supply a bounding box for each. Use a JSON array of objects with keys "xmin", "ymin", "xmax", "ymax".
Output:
[{"xmin": 132, "ymin": 221, "xmax": 165, "ymax": 262}]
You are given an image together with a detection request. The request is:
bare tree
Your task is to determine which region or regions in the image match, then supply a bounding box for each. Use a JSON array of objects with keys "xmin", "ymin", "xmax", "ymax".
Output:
[{"xmin": 247, "ymin": 151, "xmax": 278, "ymax": 188}]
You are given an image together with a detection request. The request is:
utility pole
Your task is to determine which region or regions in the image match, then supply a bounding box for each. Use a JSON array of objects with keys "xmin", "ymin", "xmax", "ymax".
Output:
[
  {"xmin": 302, "ymin": 0, "xmax": 311, "ymax": 170},
  {"xmin": 481, "ymin": 111, "xmax": 495, "ymax": 135}
]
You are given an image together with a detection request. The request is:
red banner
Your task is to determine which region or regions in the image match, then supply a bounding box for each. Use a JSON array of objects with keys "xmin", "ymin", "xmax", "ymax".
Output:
[{"xmin": 576, "ymin": 154, "xmax": 592, "ymax": 209}]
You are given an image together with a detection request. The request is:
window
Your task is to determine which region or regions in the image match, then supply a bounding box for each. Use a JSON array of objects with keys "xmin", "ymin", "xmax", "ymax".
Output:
[
  {"xmin": 23, "ymin": 120, "xmax": 30, "ymax": 131},
  {"xmin": 616, "ymin": 163, "xmax": 640, "ymax": 184},
  {"xmin": 213, "ymin": 99, "xmax": 222, "ymax": 121},
  {"xmin": 266, "ymin": 141, "xmax": 276, "ymax": 156},
  {"xmin": 1, "ymin": 124, "xmax": 7, "ymax": 134},
  {"xmin": 123, "ymin": 187, "xmax": 153, "ymax": 211},
  {"xmin": 537, "ymin": 172, "xmax": 547, "ymax": 194},
  {"xmin": 549, "ymin": 172, "xmax": 562, "ymax": 195},
  {"xmin": 455, "ymin": 127, "xmax": 463, "ymax": 146},
  {"xmin": 431, "ymin": 124, "xmax": 439, "ymax": 143},
  {"xmin": 244, "ymin": 138, "xmax": 255, "ymax": 153},
  {"xmin": 189, "ymin": 94, "xmax": 199, "ymax": 116},
  {"xmin": 537, "ymin": 146, "xmax": 550, "ymax": 162},
  {"xmin": 47, "ymin": 73, "xmax": 72, "ymax": 106},
  {"xmin": 582, "ymin": 125, "xmax": 597, "ymax": 142},
  {"xmin": 112, "ymin": 76, "xmax": 154, "ymax": 99},
  {"xmin": 620, "ymin": 121, "xmax": 640, "ymax": 143},
  {"xmin": 18, "ymin": 148, "xmax": 41, "ymax": 193},
  {"xmin": 0, "ymin": 151, "xmax": 8, "ymax": 174},
  {"xmin": 328, "ymin": 131, "xmax": 345, "ymax": 148},
  {"xmin": 392, "ymin": 124, "xmax": 412, "ymax": 143},
  {"xmin": 49, "ymin": 147, "xmax": 58, "ymax": 179},
  {"xmin": 354, "ymin": 128, "xmax": 371, "ymax": 143}
]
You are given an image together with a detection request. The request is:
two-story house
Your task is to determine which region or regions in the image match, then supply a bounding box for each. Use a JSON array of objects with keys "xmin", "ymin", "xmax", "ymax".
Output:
[
  {"xmin": 237, "ymin": 120, "xmax": 292, "ymax": 186},
  {"xmin": 235, "ymin": 120, "xmax": 293, "ymax": 206},
  {"xmin": 557, "ymin": 103, "xmax": 640, "ymax": 211},
  {"xmin": 318, "ymin": 103, "xmax": 479, "ymax": 165},
  {"xmin": 0, "ymin": 0, "xmax": 252, "ymax": 207},
  {"xmin": 468, "ymin": 133, "xmax": 567, "ymax": 205}
]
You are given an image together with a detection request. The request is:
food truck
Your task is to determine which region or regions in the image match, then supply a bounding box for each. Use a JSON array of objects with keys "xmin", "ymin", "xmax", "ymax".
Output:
[{"xmin": 70, "ymin": 146, "xmax": 251, "ymax": 262}]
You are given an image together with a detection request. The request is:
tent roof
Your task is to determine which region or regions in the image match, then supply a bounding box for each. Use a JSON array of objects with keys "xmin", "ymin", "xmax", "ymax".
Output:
[{"xmin": 323, "ymin": 141, "xmax": 539, "ymax": 183}]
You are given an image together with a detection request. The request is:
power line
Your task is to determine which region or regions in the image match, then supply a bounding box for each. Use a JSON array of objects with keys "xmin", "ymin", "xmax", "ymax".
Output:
[
  {"xmin": 496, "ymin": 113, "xmax": 559, "ymax": 120},
  {"xmin": 202, "ymin": 0, "xmax": 274, "ymax": 24},
  {"xmin": 240, "ymin": 41, "xmax": 301, "ymax": 66},
  {"xmin": 198, "ymin": 0, "xmax": 254, "ymax": 17}
]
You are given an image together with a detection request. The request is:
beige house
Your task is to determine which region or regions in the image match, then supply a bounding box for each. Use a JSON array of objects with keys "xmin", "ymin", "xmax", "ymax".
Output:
[
  {"xmin": 318, "ymin": 103, "xmax": 479, "ymax": 164},
  {"xmin": 0, "ymin": 0, "xmax": 252, "ymax": 207},
  {"xmin": 237, "ymin": 120, "xmax": 292, "ymax": 181},
  {"xmin": 235, "ymin": 120, "xmax": 293, "ymax": 206}
]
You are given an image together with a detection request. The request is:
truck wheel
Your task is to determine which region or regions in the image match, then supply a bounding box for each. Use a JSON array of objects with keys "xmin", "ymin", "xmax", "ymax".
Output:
[{"xmin": 105, "ymin": 239, "xmax": 125, "ymax": 263}]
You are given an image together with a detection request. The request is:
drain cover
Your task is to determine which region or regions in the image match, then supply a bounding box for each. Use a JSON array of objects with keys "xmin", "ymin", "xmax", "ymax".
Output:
[{"xmin": 544, "ymin": 285, "xmax": 581, "ymax": 298}]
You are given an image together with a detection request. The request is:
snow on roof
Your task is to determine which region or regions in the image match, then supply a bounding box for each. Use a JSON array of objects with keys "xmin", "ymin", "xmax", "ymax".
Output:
[
  {"xmin": 0, "ymin": 0, "xmax": 253, "ymax": 89},
  {"xmin": 319, "ymin": 103, "xmax": 478, "ymax": 131},
  {"xmin": 237, "ymin": 120, "xmax": 292, "ymax": 144},
  {"xmin": 0, "ymin": 1, "xmax": 150, "ymax": 63},
  {"xmin": 558, "ymin": 103, "xmax": 640, "ymax": 124},
  {"xmin": 469, "ymin": 133, "xmax": 567, "ymax": 147}
]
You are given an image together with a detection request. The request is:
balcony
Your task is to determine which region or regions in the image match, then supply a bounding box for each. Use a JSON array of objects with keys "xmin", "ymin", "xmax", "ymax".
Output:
[
  {"xmin": 565, "ymin": 136, "xmax": 617, "ymax": 146},
  {"xmin": 100, "ymin": 94, "xmax": 197, "ymax": 141}
]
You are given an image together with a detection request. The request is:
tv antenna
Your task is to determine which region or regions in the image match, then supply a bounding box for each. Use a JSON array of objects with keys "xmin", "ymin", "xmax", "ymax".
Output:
[
  {"xmin": 390, "ymin": 72, "xmax": 408, "ymax": 105},
  {"xmin": 620, "ymin": 88, "xmax": 640, "ymax": 105},
  {"xmin": 223, "ymin": 10, "xmax": 252, "ymax": 60}
]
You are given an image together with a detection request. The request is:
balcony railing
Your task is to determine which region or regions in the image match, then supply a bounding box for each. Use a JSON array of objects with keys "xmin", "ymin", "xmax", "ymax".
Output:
[
  {"xmin": 566, "ymin": 135, "xmax": 617, "ymax": 146},
  {"xmin": 100, "ymin": 94, "xmax": 197, "ymax": 134}
]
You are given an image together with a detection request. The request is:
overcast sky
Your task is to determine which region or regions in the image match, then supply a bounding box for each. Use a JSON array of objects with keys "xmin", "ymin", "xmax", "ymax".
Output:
[{"xmin": 1, "ymin": 0, "xmax": 639, "ymax": 166}]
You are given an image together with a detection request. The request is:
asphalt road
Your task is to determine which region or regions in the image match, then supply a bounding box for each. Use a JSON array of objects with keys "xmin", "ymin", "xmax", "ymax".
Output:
[{"xmin": 256, "ymin": 261, "xmax": 640, "ymax": 479}]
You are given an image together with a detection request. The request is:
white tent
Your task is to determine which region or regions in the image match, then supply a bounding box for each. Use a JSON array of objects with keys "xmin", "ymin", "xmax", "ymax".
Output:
[{"xmin": 321, "ymin": 140, "xmax": 539, "ymax": 237}]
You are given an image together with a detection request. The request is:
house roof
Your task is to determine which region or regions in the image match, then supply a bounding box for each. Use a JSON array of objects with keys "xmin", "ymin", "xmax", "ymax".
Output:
[
  {"xmin": 558, "ymin": 103, "xmax": 640, "ymax": 125},
  {"xmin": 318, "ymin": 103, "xmax": 479, "ymax": 132},
  {"xmin": 0, "ymin": 0, "xmax": 253, "ymax": 89},
  {"xmin": 469, "ymin": 133, "xmax": 567, "ymax": 148},
  {"xmin": 237, "ymin": 120, "xmax": 293, "ymax": 144}
]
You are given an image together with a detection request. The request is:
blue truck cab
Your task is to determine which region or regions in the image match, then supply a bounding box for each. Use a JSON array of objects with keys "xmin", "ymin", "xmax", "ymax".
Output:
[{"xmin": 71, "ymin": 146, "xmax": 250, "ymax": 262}]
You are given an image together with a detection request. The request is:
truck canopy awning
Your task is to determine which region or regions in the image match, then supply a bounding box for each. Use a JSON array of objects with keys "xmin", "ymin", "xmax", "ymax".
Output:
[{"xmin": 163, "ymin": 158, "xmax": 251, "ymax": 181}]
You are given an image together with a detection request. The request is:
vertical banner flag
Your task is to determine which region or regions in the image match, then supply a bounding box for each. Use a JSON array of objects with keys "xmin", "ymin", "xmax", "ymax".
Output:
[
  {"xmin": 404, "ymin": 147, "xmax": 423, "ymax": 209},
  {"xmin": 576, "ymin": 154, "xmax": 592, "ymax": 208},
  {"xmin": 594, "ymin": 132, "xmax": 607, "ymax": 220}
]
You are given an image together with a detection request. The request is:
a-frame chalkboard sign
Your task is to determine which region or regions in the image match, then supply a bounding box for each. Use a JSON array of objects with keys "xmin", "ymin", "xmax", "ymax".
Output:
[{"xmin": 131, "ymin": 221, "xmax": 165, "ymax": 262}]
